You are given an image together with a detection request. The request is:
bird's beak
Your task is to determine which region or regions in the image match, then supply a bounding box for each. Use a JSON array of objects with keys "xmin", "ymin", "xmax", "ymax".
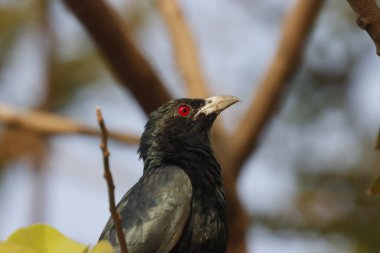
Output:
[{"xmin": 197, "ymin": 95, "xmax": 240, "ymax": 117}]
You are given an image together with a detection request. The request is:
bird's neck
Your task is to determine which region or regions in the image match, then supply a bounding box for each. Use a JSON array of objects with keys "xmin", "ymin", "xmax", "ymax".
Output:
[
  {"xmin": 140, "ymin": 135, "xmax": 226, "ymax": 209},
  {"xmin": 141, "ymin": 135, "xmax": 213, "ymax": 168}
]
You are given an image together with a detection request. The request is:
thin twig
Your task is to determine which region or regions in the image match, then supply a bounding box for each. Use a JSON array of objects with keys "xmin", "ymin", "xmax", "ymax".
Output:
[
  {"xmin": 62, "ymin": 0, "xmax": 172, "ymax": 114},
  {"xmin": 96, "ymin": 107, "xmax": 129, "ymax": 253},
  {"xmin": 347, "ymin": 0, "xmax": 380, "ymax": 56},
  {"xmin": 227, "ymin": 0, "xmax": 325, "ymax": 180},
  {"xmin": 0, "ymin": 104, "xmax": 140, "ymax": 145}
]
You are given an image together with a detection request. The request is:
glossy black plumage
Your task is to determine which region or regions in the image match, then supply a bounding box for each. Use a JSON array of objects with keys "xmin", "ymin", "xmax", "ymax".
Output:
[{"xmin": 99, "ymin": 96, "xmax": 239, "ymax": 253}]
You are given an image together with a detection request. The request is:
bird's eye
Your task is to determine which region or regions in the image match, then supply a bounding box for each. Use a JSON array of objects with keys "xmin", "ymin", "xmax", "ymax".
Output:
[{"xmin": 177, "ymin": 105, "xmax": 191, "ymax": 117}]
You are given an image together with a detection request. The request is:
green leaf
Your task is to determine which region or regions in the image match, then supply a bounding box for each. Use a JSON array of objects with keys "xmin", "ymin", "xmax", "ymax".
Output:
[{"xmin": 5, "ymin": 224, "xmax": 87, "ymax": 253}]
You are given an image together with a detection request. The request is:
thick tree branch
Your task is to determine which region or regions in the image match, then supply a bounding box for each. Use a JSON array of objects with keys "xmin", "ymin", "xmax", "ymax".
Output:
[
  {"xmin": 226, "ymin": 0, "xmax": 325, "ymax": 180},
  {"xmin": 96, "ymin": 108, "xmax": 128, "ymax": 253},
  {"xmin": 0, "ymin": 104, "xmax": 139, "ymax": 145},
  {"xmin": 347, "ymin": 0, "xmax": 380, "ymax": 56},
  {"xmin": 157, "ymin": 0, "xmax": 209, "ymax": 98},
  {"xmin": 62, "ymin": 0, "xmax": 172, "ymax": 114}
]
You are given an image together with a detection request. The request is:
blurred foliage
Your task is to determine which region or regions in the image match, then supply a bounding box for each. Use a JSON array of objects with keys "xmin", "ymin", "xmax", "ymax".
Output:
[
  {"xmin": 254, "ymin": 170, "xmax": 380, "ymax": 253},
  {"xmin": 0, "ymin": 130, "xmax": 46, "ymax": 168},
  {"xmin": 252, "ymin": 10, "xmax": 380, "ymax": 249},
  {"xmin": 0, "ymin": 0, "xmax": 103, "ymax": 170},
  {"xmin": 0, "ymin": 0, "xmax": 105, "ymax": 227},
  {"xmin": 367, "ymin": 129, "xmax": 380, "ymax": 195},
  {"xmin": 46, "ymin": 51, "xmax": 102, "ymax": 111},
  {"xmin": 298, "ymin": 172, "xmax": 380, "ymax": 253},
  {"xmin": 368, "ymin": 177, "xmax": 380, "ymax": 195},
  {"xmin": 0, "ymin": 2, "xmax": 38, "ymax": 69}
]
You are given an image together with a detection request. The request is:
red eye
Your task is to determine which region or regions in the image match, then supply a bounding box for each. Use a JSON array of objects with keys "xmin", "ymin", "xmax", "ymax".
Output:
[{"xmin": 177, "ymin": 105, "xmax": 191, "ymax": 117}]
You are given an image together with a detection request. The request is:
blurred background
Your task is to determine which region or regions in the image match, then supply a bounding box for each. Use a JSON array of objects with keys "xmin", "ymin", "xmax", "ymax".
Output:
[{"xmin": 1, "ymin": 0, "xmax": 380, "ymax": 252}]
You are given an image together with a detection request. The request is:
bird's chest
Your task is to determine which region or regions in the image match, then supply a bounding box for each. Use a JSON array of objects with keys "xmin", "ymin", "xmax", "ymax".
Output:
[
  {"xmin": 190, "ymin": 200, "xmax": 227, "ymax": 246},
  {"xmin": 172, "ymin": 188, "xmax": 227, "ymax": 253}
]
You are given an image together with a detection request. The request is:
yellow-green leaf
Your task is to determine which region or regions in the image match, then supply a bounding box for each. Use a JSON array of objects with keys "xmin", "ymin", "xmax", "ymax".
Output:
[
  {"xmin": 0, "ymin": 241, "xmax": 39, "ymax": 253},
  {"xmin": 88, "ymin": 241, "xmax": 114, "ymax": 253},
  {"xmin": 5, "ymin": 224, "xmax": 87, "ymax": 253}
]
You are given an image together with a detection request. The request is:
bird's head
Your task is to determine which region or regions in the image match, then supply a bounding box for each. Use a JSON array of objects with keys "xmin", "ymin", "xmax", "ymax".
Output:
[{"xmin": 138, "ymin": 95, "xmax": 239, "ymax": 169}]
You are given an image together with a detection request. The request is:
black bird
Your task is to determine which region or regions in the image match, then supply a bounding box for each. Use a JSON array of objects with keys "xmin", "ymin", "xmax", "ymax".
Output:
[{"xmin": 99, "ymin": 95, "xmax": 239, "ymax": 253}]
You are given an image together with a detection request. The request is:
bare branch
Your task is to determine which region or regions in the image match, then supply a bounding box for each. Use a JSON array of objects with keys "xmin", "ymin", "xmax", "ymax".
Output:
[
  {"xmin": 157, "ymin": 0, "xmax": 210, "ymax": 98},
  {"xmin": 62, "ymin": 0, "xmax": 172, "ymax": 114},
  {"xmin": 96, "ymin": 107, "xmax": 128, "ymax": 253},
  {"xmin": 157, "ymin": 0, "xmax": 229, "ymax": 159},
  {"xmin": 0, "ymin": 104, "xmax": 139, "ymax": 145},
  {"xmin": 225, "ymin": 0, "xmax": 325, "ymax": 181},
  {"xmin": 347, "ymin": 0, "xmax": 380, "ymax": 56}
]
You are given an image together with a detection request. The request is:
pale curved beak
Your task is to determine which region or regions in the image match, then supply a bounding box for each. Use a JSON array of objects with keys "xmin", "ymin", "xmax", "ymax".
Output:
[{"xmin": 197, "ymin": 95, "xmax": 240, "ymax": 116}]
